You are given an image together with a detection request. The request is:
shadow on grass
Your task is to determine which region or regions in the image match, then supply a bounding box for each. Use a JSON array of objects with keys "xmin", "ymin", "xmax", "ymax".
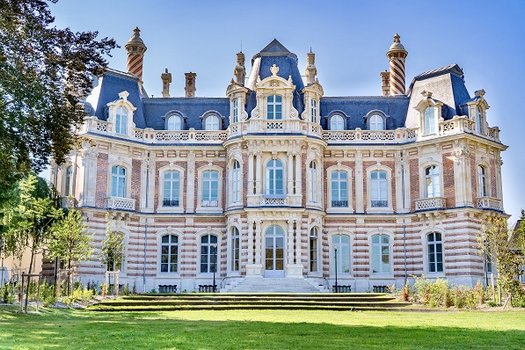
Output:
[{"xmin": 0, "ymin": 308, "xmax": 524, "ymax": 349}]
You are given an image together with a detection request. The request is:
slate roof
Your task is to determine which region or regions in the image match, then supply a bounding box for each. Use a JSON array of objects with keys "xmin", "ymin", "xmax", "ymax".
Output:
[{"xmin": 90, "ymin": 41, "xmax": 475, "ymax": 132}]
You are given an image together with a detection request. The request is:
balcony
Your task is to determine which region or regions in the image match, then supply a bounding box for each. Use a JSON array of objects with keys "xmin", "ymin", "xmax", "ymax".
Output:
[
  {"xmin": 322, "ymin": 128, "xmax": 417, "ymax": 144},
  {"xmin": 105, "ymin": 197, "xmax": 136, "ymax": 211},
  {"xmin": 476, "ymin": 197, "xmax": 503, "ymax": 211},
  {"xmin": 415, "ymin": 197, "xmax": 446, "ymax": 211}
]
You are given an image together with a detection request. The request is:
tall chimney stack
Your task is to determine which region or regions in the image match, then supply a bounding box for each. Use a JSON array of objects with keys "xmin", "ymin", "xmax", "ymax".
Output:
[
  {"xmin": 185, "ymin": 72, "xmax": 196, "ymax": 97},
  {"xmin": 161, "ymin": 68, "xmax": 172, "ymax": 98},
  {"xmin": 125, "ymin": 28, "xmax": 147, "ymax": 81},
  {"xmin": 386, "ymin": 33, "xmax": 408, "ymax": 95},
  {"xmin": 380, "ymin": 71, "xmax": 390, "ymax": 97}
]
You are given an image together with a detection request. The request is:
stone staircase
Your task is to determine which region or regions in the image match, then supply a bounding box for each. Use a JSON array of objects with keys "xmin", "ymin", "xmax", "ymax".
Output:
[
  {"xmin": 89, "ymin": 293, "xmax": 411, "ymax": 312},
  {"xmin": 222, "ymin": 277, "xmax": 327, "ymax": 293}
]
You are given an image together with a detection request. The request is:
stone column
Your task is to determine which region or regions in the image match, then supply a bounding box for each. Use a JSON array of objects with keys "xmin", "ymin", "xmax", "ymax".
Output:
[
  {"xmin": 247, "ymin": 152, "xmax": 254, "ymax": 195},
  {"xmin": 287, "ymin": 152, "xmax": 294, "ymax": 195},
  {"xmin": 255, "ymin": 152, "xmax": 262, "ymax": 195},
  {"xmin": 294, "ymin": 152, "xmax": 302, "ymax": 195},
  {"xmin": 246, "ymin": 219, "xmax": 263, "ymax": 277}
]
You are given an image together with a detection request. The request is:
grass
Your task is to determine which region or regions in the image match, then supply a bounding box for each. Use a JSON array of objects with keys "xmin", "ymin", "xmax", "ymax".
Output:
[{"xmin": 1, "ymin": 305, "xmax": 525, "ymax": 349}]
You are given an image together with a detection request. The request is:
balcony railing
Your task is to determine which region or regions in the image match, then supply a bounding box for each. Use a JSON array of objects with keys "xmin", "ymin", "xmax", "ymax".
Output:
[
  {"xmin": 162, "ymin": 199, "xmax": 180, "ymax": 207},
  {"xmin": 331, "ymin": 200, "xmax": 348, "ymax": 208},
  {"xmin": 105, "ymin": 197, "xmax": 136, "ymax": 211},
  {"xmin": 476, "ymin": 197, "xmax": 503, "ymax": 211},
  {"xmin": 322, "ymin": 128, "xmax": 417, "ymax": 144},
  {"xmin": 438, "ymin": 116, "xmax": 500, "ymax": 142},
  {"xmin": 415, "ymin": 197, "xmax": 446, "ymax": 211}
]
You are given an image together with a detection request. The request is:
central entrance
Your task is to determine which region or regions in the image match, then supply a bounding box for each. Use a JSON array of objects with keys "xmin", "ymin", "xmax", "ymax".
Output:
[{"xmin": 264, "ymin": 225, "xmax": 285, "ymax": 277}]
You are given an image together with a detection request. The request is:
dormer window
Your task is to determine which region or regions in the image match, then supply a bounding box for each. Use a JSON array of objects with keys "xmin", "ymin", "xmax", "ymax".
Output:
[
  {"xmin": 205, "ymin": 115, "xmax": 220, "ymax": 130},
  {"xmin": 476, "ymin": 107, "xmax": 484, "ymax": 134},
  {"xmin": 424, "ymin": 107, "xmax": 436, "ymax": 134},
  {"xmin": 167, "ymin": 115, "xmax": 182, "ymax": 130},
  {"xmin": 232, "ymin": 98, "xmax": 240, "ymax": 123},
  {"xmin": 369, "ymin": 114, "xmax": 384, "ymax": 130},
  {"xmin": 330, "ymin": 115, "xmax": 345, "ymax": 130},
  {"xmin": 310, "ymin": 98, "xmax": 317, "ymax": 123},
  {"xmin": 115, "ymin": 107, "xmax": 128, "ymax": 135},
  {"xmin": 267, "ymin": 95, "xmax": 282, "ymax": 120}
]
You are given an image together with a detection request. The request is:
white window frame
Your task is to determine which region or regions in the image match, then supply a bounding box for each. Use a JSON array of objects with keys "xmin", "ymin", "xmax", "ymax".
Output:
[
  {"xmin": 196, "ymin": 166, "xmax": 223, "ymax": 213},
  {"xmin": 424, "ymin": 107, "xmax": 436, "ymax": 134},
  {"xmin": 232, "ymin": 98, "xmax": 240, "ymax": 124},
  {"xmin": 115, "ymin": 106, "xmax": 128, "ymax": 135},
  {"xmin": 425, "ymin": 165, "xmax": 441, "ymax": 198},
  {"xmin": 167, "ymin": 114, "xmax": 183, "ymax": 130},
  {"xmin": 230, "ymin": 227, "xmax": 240, "ymax": 273},
  {"xmin": 330, "ymin": 114, "xmax": 345, "ymax": 130},
  {"xmin": 200, "ymin": 234, "xmax": 218, "ymax": 274},
  {"xmin": 308, "ymin": 161, "xmax": 318, "ymax": 204},
  {"xmin": 267, "ymin": 95, "xmax": 282, "ymax": 120},
  {"xmin": 162, "ymin": 170, "xmax": 181, "ymax": 207},
  {"xmin": 371, "ymin": 234, "xmax": 391, "ymax": 275},
  {"xmin": 330, "ymin": 171, "xmax": 348, "ymax": 208},
  {"xmin": 160, "ymin": 234, "xmax": 179, "ymax": 273},
  {"xmin": 265, "ymin": 159, "xmax": 285, "ymax": 197},
  {"xmin": 202, "ymin": 171, "xmax": 219, "ymax": 207},
  {"xmin": 309, "ymin": 227, "xmax": 319, "ymax": 273},
  {"xmin": 370, "ymin": 170, "xmax": 388, "ymax": 208},
  {"xmin": 205, "ymin": 115, "xmax": 220, "ymax": 130},
  {"xmin": 310, "ymin": 98, "xmax": 317, "ymax": 123},
  {"xmin": 426, "ymin": 231, "xmax": 444, "ymax": 274},
  {"xmin": 327, "ymin": 165, "xmax": 353, "ymax": 212},
  {"xmin": 369, "ymin": 114, "xmax": 384, "ymax": 130},
  {"xmin": 110, "ymin": 165, "xmax": 127, "ymax": 198},
  {"xmin": 478, "ymin": 165, "xmax": 489, "ymax": 197},
  {"xmin": 332, "ymin": 234, "xmax": 351, "ymax": 275},
  {"xmin": 231, "ymin": 160, "xmax": 241, "ymax": 205}
]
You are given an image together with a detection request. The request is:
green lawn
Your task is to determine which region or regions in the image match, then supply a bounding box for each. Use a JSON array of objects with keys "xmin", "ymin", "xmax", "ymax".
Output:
[{"xmin": 1, "ymin": 306, "xmax": 524, "ymax": 349}]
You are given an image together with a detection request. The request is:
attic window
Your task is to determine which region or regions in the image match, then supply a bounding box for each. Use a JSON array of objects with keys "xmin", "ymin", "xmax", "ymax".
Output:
[
  {"xmin": 424, "ymin": 107, "xmax": 436, "ymax": 134},
  {"xmin": 476, "ymin": 107, "xmax": 484, "ymax": 134},
  {"xmin": 115, "ymin": 107, "xmax": 128, "ymax": 135},
  {"xmin": 369, "ymin": 115, "xmax": 384, "ymax": 130},
  {"xmin": 205, "ymin": 115, "xmax": 220, "ymax": 130},
  {"xmin": 330, "ymin": 115, "xmax": 345, "ymax": 130},
  {"xmin": 267, "ymin": 95, "xmax": 282, "ymax": 120},
  {"xmin": 167, "ymin": 115, "xmax": 182, "ymax": 130}
]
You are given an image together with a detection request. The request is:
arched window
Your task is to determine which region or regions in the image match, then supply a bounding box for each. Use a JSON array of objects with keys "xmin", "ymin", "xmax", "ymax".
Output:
[
  {"xmin": 331, "ymin": 171, "xmax": 348, "ymax": 207},
  {"xmin": 369, "ymin": 115, "xmax": 384, "ymax": 130},
  {"xmin": 205, "ymin": 115, "xmax": 220, "ymax": 130},
  {"xmin": 330, "ymin": 115, "xmax": 345, "ymax": 130},
  {"xmin": 160, "ymin": 234, "xmax": 178, "ymax": 273},
  {"xmin": 231, "ymin": 161, "xmax": 241, "ymax": 204},
  {"xmin": 267, "ymin": 95, "xmax": 282, "ymax": 120},
  {"xmin": 310, "ymin": 99, "xmax": 317, "ymax": 123},
  {"xmin": 309, "ymin": 227, "xmax": 319, "ymax": 272},
  {"xmin": 266, "ymin": 159, "xmax": 284, "ymax": 196},
  {"xmin": 167, "ymin": 115, "xmax": 182, "ymax": 130},
  {"xmin": 427, "ymin": 232, "xmax": 443, "ymax": 273},
  {"xmin": 425, "ymin": 165, "xmax": 440, "ymax": 198},
  {"xmin": 370, "ymin": 170, "xmax": 388, "ymax": 207},
  {"xmin": 476, "ymin": 107, "xmax": 484, "ymax": 134},
  {"xmin": 332, "ymin": 234, "xmax": 350, "ymax": 274},
  {"xmin": 231, "ymin": 227, "xmax": 240, "ymax": 272},
  {"xmin": 115, "ymin": 107, "xmax": 128, "ymax": 135},
  {"xmin": 201, "ymin": 171, "xmax": 219, "ymax": 207},
  {"xmin": 371, "ymin": 234, "xmax": 390, "ymax": 274},
  {"xmin": 478, "ymin": 165, "xmax": 488, "ymax": 197},
  {"xmin": 64, "ymin": 166, "xmax": 73, "ymax": 196},
  {"xmin": 163, "ymin": 171, "xmax": 180, "ymax": 207},
  {"xmin": 200, "ymin": 234, "xmax": 218, "ymax": 273},
  {"xmin": 424, "ymin": 107, "xmax": 435, "ymax": 134},
  {"xmin": 110, "ymin": 165, "xmax": 126, "ymax": 197},
  {"xmin": 308, "ymin": 162, "xmax": 317, "ymax": 203}
]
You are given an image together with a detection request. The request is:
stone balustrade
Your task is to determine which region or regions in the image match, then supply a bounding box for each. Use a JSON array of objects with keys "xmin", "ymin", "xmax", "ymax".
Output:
[
  {"xmin": 105, "ymin": 197, "xmax": 136, "ymax": 211},
  {"xmin": 415, "ymin": 197, "xmax": 446, "ymax": 211},
  {"xmin": 476, "ymin": 197, "xmax": 503, "ymax": 211}
]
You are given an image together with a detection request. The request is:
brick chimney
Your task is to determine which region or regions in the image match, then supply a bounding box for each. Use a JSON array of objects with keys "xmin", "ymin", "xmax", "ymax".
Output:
[
  {"xmin": 380, "ymin": 71, "xmax": 390, "ymax": 97},
  {"xmin": 185, "ymin": 72, "xmax": 196, "ymax": 97},
  {"xmin": 161, "ymin": 68, "xmax": 172, "ymax": 98}
]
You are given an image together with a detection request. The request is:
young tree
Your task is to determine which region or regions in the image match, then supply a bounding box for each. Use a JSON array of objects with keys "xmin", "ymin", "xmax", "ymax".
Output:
[
  {"xmin": 1, "ymin": 174, "xmax": 61, "ymax": 274},
  {"xmin": 479, "ymin": 215, "xmax": 525, "ymax": 306},
  {"xmin": 0, "ymin": 0, "xmax": 117, "ymax": 202},
  {"xmin": 46, "ymin": 208, "xmax": 93, "ymax": 293},
  {"xmin": 101, "ymin": 229, "xmax": 125, "ymax": 272}
]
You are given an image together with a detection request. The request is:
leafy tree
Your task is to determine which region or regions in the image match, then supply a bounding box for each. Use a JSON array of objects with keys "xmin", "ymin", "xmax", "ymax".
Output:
[
  {"xmin": 1, "ymin": 174, "xmax": 61, "ymax": 274},
  {"xmin": 0, "ymin": 0, "xmax": 116, "ymax": 201},
  {"xmin": 479, "ymin": 215, "xmax": 525, "ymax": 306},
  {"xmin": 46, "ymin": 208, "xmax": 93, "ymax": 293},
  {"xmin": 101, "ymin": 228, "xmax": 125, "ymax": 272}
]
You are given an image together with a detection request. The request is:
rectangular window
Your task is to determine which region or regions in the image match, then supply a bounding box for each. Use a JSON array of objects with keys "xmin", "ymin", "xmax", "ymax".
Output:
[
  {"xmin": 202, "ymin": 171, "xmax": 219, "ymax": 207},
  {"xmin": 163, "ymin": 171, "xmax": 180, "ymax": 207},
  {"xmin": 371, "ymin": 171, "xmax": 388, "ymax": 207},
  {"xmin": 331, "ymin": 171, "xmax": 348, "ymax": 207},
  {"xmin": 232, "ymin": 98, "xmax": 239, "ymax": 123}
]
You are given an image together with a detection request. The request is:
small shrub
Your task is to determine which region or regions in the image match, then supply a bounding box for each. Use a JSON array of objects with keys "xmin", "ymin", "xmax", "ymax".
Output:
[
  {"xmin": 122, "ymin": 283, "xmax": 130, "ymax": 296},
  {"xmin": 40, "ymin": 282, "xmax": 57, "ymax": 306},
  {"xmin": 1, "ymin": 284, "xmax": 17, "ymax": 304}
]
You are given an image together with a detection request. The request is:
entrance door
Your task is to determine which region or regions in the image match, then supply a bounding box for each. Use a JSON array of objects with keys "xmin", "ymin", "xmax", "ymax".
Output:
[{"xmin": 264, "ymin": 225, "xmax": 285, "ymax": 278}]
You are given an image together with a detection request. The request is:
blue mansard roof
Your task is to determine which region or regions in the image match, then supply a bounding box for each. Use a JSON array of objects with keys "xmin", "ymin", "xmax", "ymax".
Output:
[{"xmin": 89, "ymin": 40, "xmax": 476, "ymax": 132}]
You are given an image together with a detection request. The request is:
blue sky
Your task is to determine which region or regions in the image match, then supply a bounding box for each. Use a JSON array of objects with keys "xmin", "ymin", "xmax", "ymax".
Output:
[{"xmin": 49, "ymin": 0, "xmax": 525, "ymax": 221}]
